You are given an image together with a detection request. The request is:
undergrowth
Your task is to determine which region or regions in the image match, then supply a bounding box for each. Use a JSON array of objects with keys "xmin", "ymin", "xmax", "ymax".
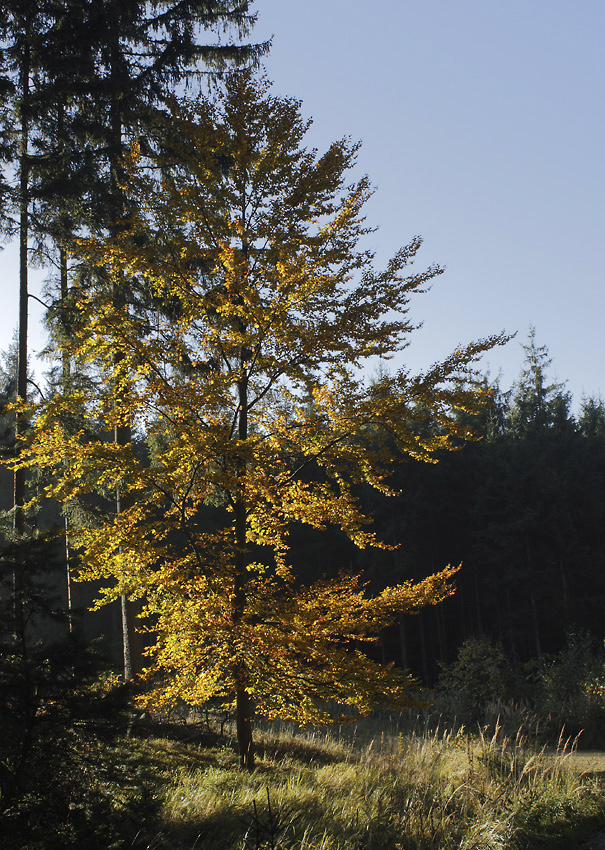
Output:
[
  {"xmin": 159, "ymin": 721, "xmax": 605, "ymax": 850},
  {"xmin": 6, "ymin": 709, "xmax": 603, "ymax": 850}
]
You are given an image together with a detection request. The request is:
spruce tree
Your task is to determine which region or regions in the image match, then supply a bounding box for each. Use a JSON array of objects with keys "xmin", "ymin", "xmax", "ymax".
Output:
[
  {"xmin": 1, "ymin": 0, "xmax": 266, "ymax": 677},
  {"xmin": 505, "ymin": 327, "xmax": 572, "ymax": 437},
  {"xmin": 67, "ymin": 0, "xmax": 266, "ymax": 681}
]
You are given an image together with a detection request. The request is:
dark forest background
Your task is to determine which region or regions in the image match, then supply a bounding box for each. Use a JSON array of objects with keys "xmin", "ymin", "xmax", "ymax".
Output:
[
  {"xmin": 3, "ymin": 327, "xmax": 604, "ymax": 687},
  {"xmin": 285, "ymin": 328, "xmax": 605, "ymax": 684}
]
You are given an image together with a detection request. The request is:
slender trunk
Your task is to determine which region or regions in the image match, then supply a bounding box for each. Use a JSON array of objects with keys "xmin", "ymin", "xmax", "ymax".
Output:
[
  {"xmin": 64, "ymin": 514, "xmax": 73, "ymax": 632},
  {"xmin": 109, "ymin": 9, "xmax": 140, "ymax": 680},
  {"xmin": 234, "ymin": 358, "xmax": 254, "ymax": 770},
  {"xmin": 55, "ymin": 96, "xmax": 76, "ymax": 634},
  {"xmin": 398, "ymin": 615, "xmax": 408, "ymax": 670},
  {"xmin": 59, "ymin": 246, "xmax": 75, "ymax": 633},
  {"xmin": 231, "ymin": 208, "xmax": 254, "ymax": 769},
  {"xmin": 233, "ymin": 492, "xmax": 253, "ymax": 766},
  {"xmin": 13, "ymin": 37, "xmax": 30, "ymax": 640},
  {"xmin": 115, "ymin": 421, "xmax": 138, "ymax": 675},
  {"xmin": 120, "ymin": 593, "xmax": 134, "ymax": 681},
  {"xmin": 115, "ymin": 476, "xmax": 143, "ymax": 680},
  {"xmin": 234, "ymin": 504, "xmax": 254, "ymax": 768}
]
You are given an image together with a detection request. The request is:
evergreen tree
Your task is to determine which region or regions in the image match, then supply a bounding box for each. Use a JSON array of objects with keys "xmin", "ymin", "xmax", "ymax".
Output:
[
  {"xmin": 578, "ymin": 395, "xmax": 605, "ymax": 438},
  {"xmin": 505, "ymin": 326, "xmax": 572, "ymax": 437},
  {"xmin": 1, "ymin": 0, "xmax": 267, "ymax": 678}
]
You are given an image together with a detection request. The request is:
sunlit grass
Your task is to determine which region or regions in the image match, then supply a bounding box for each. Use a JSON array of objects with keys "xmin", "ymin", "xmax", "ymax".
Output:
[
  {"xmin": 4, "ymin": 710, "xmax": 604, "ymax": 849},
  {"xmin": 154, "ymin": 718, "xmax": 605, "ymax": 849}
]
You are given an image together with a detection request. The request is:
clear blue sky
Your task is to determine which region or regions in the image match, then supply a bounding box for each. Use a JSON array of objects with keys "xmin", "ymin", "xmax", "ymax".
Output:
[
  {"xmin": 2, "ymin": 0, "xmax": 604, "ymax": 406},
  {"xmin": 254, "ymin": 0, "xmax": 605, "ymax": 405}
]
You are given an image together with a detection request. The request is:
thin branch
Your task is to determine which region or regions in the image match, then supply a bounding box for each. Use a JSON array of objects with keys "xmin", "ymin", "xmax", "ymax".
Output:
[
  {"xmin": 27, "ymin": 378, "xmax": 45, "ymax": 400},
  {"xmin": 28, "ymin": 293, "xmax": 51, "ymax": 309}
]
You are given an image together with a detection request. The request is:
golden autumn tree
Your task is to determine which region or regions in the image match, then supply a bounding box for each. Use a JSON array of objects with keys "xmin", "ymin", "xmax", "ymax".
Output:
[{"xmin": 16, "ymin": 72, "xmax": 507, "ymax": 769}]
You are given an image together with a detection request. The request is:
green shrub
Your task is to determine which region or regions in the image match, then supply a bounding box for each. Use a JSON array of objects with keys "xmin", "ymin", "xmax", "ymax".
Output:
[
  {"xmin": 437, "ymin": 637, "xmax": 514, "ymax": 722},
  {"xmin": 536, "ymin": 631, "xmax": 605, "ymax": 746}
]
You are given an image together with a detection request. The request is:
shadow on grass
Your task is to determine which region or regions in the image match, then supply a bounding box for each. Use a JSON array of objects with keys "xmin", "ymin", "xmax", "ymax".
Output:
[
  {"xmin": 0, "ymin": 720, "xmax": 228, "ymax": 850},
  {"xmin": 255, "ymin": 736, "xmax": 347, "ymax": 766}
]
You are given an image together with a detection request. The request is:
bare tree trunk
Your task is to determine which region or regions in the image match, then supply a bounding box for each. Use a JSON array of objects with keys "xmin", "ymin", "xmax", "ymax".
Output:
[
  {"xmin": 233, "ymin": 319, "xmax": 254, "ymax": 769},
  {"xmin": 109, "ymin": 6, "xmax": 140, "ymax": 680},
  {"xmin": 398, "ymin": 615, "xmax": 408, "ymax": 670},
  {"xmin": 121, "ymin": 594, "xmax": 134, "ymax": 682},
  {"xmin": 59, "ymin": 246, "xmax": 75, "ymax": 633},
  {"xmin": 115, "ymin": 478, "xmax": 143, "ymax": 681},
  {"xmin": 13, "ymin": 34, "xmax": 30, "ymax": 640}
]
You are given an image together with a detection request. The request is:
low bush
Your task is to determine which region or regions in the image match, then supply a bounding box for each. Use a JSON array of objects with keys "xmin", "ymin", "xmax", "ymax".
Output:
[{"xmin": 536, "ymin": 631, "xmax": 605, "ymax": 746}]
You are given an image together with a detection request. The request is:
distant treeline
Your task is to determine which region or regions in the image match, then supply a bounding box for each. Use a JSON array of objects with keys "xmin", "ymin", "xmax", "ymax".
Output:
[{"xmin": 289, "ymin": 331, "xmax": 605, "ymax": 683}]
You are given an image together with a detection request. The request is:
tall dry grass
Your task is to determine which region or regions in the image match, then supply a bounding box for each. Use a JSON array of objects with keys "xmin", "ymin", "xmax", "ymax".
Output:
[{"xmin": 158, "ymin": 718, "xmax": 605, "ymax": 849}]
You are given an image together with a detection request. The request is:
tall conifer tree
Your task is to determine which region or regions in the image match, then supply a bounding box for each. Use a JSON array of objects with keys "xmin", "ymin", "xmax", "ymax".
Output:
[{"xmin": 0, "ymin": 0, "xmax": 266, "ymax": 671}]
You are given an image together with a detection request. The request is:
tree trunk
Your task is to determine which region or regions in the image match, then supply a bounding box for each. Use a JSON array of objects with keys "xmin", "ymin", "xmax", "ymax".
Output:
[
  {"xmin": 233, "ymin": 495, "xmax": 254, "ymax": 768},
  {"xmin": 109, "ymin": 8, "xmax": 140, "ymax": 680},
  {"xmin": 13, "ymin": 33, "xmax": 30, "ymax": 640},
  {"xmin": 233, "ymin": 331, "xmax": 254, "ymax": 770},
  {"xmin": 236, "ymin": 688, "xmax": 254, "ymax": 770},
  {"xmin": 115, "ymin": 478, "xmax": 143, "ymax": 680},
  {"xmin": 59, "ymin": 246, "xmax": 75, "ymax": 633},
  {"xmin": 121, "ymin": 594, "xmax": 137, "ymax": 682}
]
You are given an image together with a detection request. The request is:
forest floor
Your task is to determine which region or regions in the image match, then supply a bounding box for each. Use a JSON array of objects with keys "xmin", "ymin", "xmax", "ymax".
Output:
[{"xmin": 5, "ymin": 712, "xmax": 605, "ymax": 850}]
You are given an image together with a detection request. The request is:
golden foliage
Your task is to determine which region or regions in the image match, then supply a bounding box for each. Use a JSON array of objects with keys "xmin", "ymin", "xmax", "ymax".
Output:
[{"xmin": 13, "ymin": 72, "xmax": 507, "ymax": 722}]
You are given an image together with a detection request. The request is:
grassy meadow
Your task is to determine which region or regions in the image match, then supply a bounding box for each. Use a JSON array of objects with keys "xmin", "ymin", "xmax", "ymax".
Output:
[{"xmin": 4, "ymin": 706, "xmax": 605, "ymax": 850}]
